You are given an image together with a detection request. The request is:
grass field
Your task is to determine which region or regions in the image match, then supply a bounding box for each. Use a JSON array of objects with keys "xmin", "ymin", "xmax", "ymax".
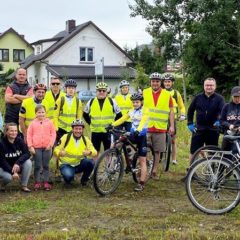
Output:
[{"xmin": 1, "ymin": 120, "xmax": 240, "ymax": 240}]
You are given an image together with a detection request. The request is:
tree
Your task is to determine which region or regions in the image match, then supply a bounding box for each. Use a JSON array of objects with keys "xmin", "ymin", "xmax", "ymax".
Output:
[{"xmin": 132, "ymin": 63, "xmax": 149, "ymax": 90}]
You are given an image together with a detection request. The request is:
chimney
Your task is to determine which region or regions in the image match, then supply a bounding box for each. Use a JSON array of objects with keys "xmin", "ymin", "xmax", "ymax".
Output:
[
  {"xmin": 66, "ymin": 20, "xmax": 76, "ymax": 33},
  {"xmin": 20, "ymin": 34, "xmax": 25, "ymax": 39}
]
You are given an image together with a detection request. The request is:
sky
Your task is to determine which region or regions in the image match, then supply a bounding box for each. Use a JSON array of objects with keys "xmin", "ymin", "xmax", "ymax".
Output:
[{"xmin": 0, "ymin": 0, "xmax": 152, "ymax": 49}]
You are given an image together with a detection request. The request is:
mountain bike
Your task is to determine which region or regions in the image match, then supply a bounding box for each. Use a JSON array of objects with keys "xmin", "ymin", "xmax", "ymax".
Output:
[
  {"xmin": 160, "ymin": 132, "xmax": 172, "ymax": 172},
  {"xmin": 93, "ymin": 128, "xmax": 155, "ymax": 196},
  {"xmin": 185, "ymin": 131, "xmax": 240, "ymax": 215}
]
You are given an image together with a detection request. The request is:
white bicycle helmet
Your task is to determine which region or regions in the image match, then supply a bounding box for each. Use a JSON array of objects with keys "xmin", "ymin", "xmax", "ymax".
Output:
[
  {"xmin": 149, "ymin": 72, "xmax": 162, "ymax": 80},
  {"xmin": 119, "ymin": 80, "xmax": 130, "ymax": 88}
]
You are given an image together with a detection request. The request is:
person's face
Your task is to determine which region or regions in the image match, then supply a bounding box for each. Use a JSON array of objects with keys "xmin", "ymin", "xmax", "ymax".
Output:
[
  {"xmin": 96, "ymin": 89, "xmax": 107, "ymax": 99},
  {"xmin": 232, "ymin": 96, "xmax": 240, "ymax": 104},
  {"xmin": 16, "ymin": 69, "xmax": 27, "ymax": 84},
  {"xmin": 36, "ymin": 108, "xmax": 46, "ymax": 120},
  {"xmin": 35, "ymin": 90, "xmax": 46, "ymax": 101},
  {"xmin": 6, "ymin": 126, "xmax": 18, "ymax": 140},
  {"xmin": 51, "ymin": 78, "xmax": 61, "ymax": 91},
  {"xmin": 121, "ymin": 86, "xmax": 129, "ymax": 95},
  {"xmin": 72, "ymin": 126, "xmax": 84, "ymax": 138},
  {"xmin": 151, "ymin": 79, "xmax": 161, "ymax": 91},
  {"xmin": 66, "ymin": 86, "xmax": 76, "ymax": 96},
  {"xmin": 132, "ymin": 100, "xmax": 142, "ymax": 109},
  {"xmin": 204, "ymin": 80, "xmax": 216, "ymax": 95},
  {"xmin": 163, "ymin": 80, "xmax": 173, "ymax": 89}
]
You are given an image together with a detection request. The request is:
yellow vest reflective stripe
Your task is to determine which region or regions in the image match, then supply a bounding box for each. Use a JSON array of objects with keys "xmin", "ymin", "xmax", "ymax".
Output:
[
  {"xmin": 44, "ymin": 90, "xmax": 65, "ymax": 120},
  {"xmin": 90, "ymin": 97, "xmax": 115, "ymax": 133},
  {"xmin": 115, "ymin": 94, "xmax": 132, "ymax": 122},
  {"xmin": 58, "ymin": 96, "xmax": 80, "ymax": 132},
  {"xmin": 59, "ymin": 136, "xmax": 86, "ymax": 166},
  {"xmin": 143, "ymin": 87, "xmax": 171, "ymax": 130}
]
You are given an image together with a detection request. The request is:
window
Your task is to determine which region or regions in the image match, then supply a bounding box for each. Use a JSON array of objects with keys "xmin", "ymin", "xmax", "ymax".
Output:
[
  {"xmin": 80, "ymin": 47, "xmax": 93, "ymax": 62},
  {"xmin": 13, "ymin": 49, "xmax": 25, "ymax": 62},
  {"xmin": 0, "ymin": 49, "xmax": 9, "ymax": 62}
]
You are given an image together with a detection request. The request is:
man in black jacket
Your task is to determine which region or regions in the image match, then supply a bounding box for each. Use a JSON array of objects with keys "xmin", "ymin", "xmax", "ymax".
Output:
[
  {"xmin": 0, "ymin": 123, "xmax": 32, "ymax": 192},
  {"xmin": 187, "ymin": 78, "xmax": 225, "ymax": 160}
]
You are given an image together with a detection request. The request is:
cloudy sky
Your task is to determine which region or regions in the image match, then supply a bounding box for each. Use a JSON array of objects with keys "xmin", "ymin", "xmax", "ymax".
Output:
[{"xmin": 0, "ymin": 0, "xmax": 152, "ymax": 48}]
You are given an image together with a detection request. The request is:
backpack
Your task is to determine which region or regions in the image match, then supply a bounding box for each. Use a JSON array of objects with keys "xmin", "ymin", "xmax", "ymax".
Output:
[{"xmin": 59, "ymin": 96, "xmax": 80, "ymax": 118}]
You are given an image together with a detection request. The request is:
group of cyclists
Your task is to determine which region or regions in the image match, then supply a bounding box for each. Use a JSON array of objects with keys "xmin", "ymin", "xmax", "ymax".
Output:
[{"xmin": 0, "ymin": 67, "xmax": 239, "ymax": 193}]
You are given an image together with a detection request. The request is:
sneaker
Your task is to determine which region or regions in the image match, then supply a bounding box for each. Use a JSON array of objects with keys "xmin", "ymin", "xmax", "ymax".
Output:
[
  {"xmin": 34, "ymin": 182, "xmax": 42, "ymax": 191},
  {"xmin": 150, "ymin": 173, "xmax": 160, "ymax": 181},
  {"xmin": 172, "ymin": 160, "xmax": 178, "ymax": 165},
  {"xmin": 43, "ymin": 182, "xmax": 52, "ymax": 191},
  {"xmin": 134, "ymin": 184, "xmax": 144, "ymax": 192}
]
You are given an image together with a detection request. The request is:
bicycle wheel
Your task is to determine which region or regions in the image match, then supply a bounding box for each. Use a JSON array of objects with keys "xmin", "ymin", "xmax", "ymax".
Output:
[
  {"xmin": 160, "ymin": 133, "xmax": 172, "ymax": 172},
  {"xmin": 186, "ymin": 157, "xmax": 240, "ymax": 215},
  {"xmin": 190, "ymin": 145, "xmax": 221, "ymax": 165},
  {"xmin": 93, "ymin": 148, "xmax": 124, "ymax": 196},
  {"xmin": 132, "ymin": 144, "xmax": 155, "ymax": 183}
]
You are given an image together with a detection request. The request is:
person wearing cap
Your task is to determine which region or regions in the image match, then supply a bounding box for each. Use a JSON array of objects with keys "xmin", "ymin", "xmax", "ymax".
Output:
[
  {"xmin": 187, "ymin": 78, "xmax": 225, "ymax": 162},
  {"xmin": 162, "ymin": 74, "xmax": 186, "ymax": 165},
  {"xmin": 220, "ymin": 86, "xmax": 240, "ymax": 152},
  {"xmin": 19, "ymin": 83, "xmax": 49, "ymax": 142},
  {"xmin": 143, "ymin": 72, "xmax": 174, "ymax": 180},
  {"xmin": 83, "ymin": 82, "xmax": 122, "ymax": 155},
  {"xmin": 54, "ymin": 79, "xmax": 82, "ymax": 143},
  {"xmin": 5, "ymin": 68, "xmax": 33, "ymax": 126},
  {"xmin": 44, "ymin": 76, "xmax": 65, "ymax": 122},
  {"xmin": 54, "ymin": 119, "xmax": 96, "ymax": 186},
  {"xmin": 114, "ymin": 80, "xmax": 133, "ymax": 131}
]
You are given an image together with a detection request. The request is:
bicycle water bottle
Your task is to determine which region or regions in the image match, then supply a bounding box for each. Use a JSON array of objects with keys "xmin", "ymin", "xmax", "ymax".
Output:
[{"xmin": 0, "ymin": 112, "xmax": 3, "ymax": 131}]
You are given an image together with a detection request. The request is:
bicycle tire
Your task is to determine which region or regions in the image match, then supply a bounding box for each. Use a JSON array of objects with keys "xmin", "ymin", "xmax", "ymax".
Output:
[
  {"xmin": 93, "ymin": 148, "xmax": 124, "ymax": 196},
  {"xmin": 132, "ymin": 144, "xmax": 155, "ymax": 183},
  {"xmin": 190, "ymin": 145, "xmax": 221, "ymax": 165},
  {"xmin": 160, "ymin": 133, "xmax": 172, "ymax": 172},
  {"xmin": 186, "ymin": 157, "xmax": 240, "ymax": 215}
]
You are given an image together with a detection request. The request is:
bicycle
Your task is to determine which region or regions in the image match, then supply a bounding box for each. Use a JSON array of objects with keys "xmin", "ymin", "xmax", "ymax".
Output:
[
  {"xmin": 185, "ymin": 130, "xmax": 240, "ymax": 215},
  {"xmin": 160, "ymin": 132, "xmax": 172, "ymax": 172},
  {"xmin": 93, "ymin": 128, "xmax": 155, "ymax": 196}
]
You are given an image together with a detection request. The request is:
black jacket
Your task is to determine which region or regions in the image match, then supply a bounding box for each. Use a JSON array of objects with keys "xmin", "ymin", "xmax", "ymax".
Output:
[
  {"xmin": 187, "ymin": 92, "xmax": 225, "ymax": 130},
  {"xmin": 0, "ymin": 136, "xmax": 30, "ymax": 173}
]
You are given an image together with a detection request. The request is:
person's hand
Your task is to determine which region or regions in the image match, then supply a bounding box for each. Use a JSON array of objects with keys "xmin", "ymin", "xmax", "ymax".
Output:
[
  {"xmin": 179, "ymin": 115, "xmax": 186, "ymax": 121},
  {"xmin": 83, "ymin": 150, "xmax": 91, "ymax": 156},
  {"xmin": 213, "ymin": 120, "xmax": 220, "ymax": 127},
  {"xmin": 229, "ymin": 124, "xmax": 235, "ymax": 130},
  {"xmin": 29, "ymin": 147, "xmax": 35, "ymax": 155},
  {"xmin": 12, "ymin": 172, "xmax": 19, "ymax": 181},
  {"xmin": 105, "ymin": 124, "xmax": 113, "ymax": 132},
  {"xmin": 45, "ymin": 145, "xmax": 52, "ymax": 150},
  {"xmin": 12, "ymin": 164, "xmax": 20, "ymax": 174},
  {"xmin": 59, "ymin": 149, "xmax": 66, "ymax": 157},
  {"xmin": 168, "ymin": 126, "xmax": 175, "ymax": 135},
  {"xmin": 139, "ymin": 128, "xmax": 147, "ymax": 136},
  {"xmin": 187, "ymin": 124, "xmax": 197, "ymax": 133}
]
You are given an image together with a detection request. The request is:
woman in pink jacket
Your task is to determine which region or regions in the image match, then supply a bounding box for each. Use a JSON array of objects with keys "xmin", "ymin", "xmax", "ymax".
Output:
[{"xmin": 27, "ymin": 105, "xmax": 56, "ymax": 191}]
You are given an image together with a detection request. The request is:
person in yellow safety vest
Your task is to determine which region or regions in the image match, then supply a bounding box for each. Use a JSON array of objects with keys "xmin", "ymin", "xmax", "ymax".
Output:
[
  {"xmin": 143, "ymin": 72, "xmax": 175, "ymax": 180},
  {"xmin": 162, "ymin": 73, "xmax": 186, "ymax": 165},
  {"xmin": 19, "ymin": 83, "xmax": 49, "ymax": 143},
  {"xmin": 54, "ymin": 79, "xmax": 82, "ymax": 143},
  {"xmin": 83, "ymin": 82, "xmax": 122, "ymax": 154},
  {"xmin": 114, "ymin": 80, "xmax": 133, "ymax": 131},
  {"xmin": 54, "ymin": 119, "xmax": 97, "ymax": 186},
  {"xmin": 44, "ymin": 76, "xmax": 65, "ymax": 121}
]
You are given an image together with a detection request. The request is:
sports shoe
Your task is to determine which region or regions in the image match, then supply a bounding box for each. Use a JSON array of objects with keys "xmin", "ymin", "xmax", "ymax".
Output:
[
  {"xmin": 34, "ymin": 182, "xmax": 42, "ymax": 191},
  {"xmin": 134, "ymin": 184, "xmax": 144, "ymax": 192},
  {"xmin": 150, "ymin": 173, "xmax": 160, "ymax": 181},
  {"xmin": 172, "ymin": 160, "xmax": 178, "ymax": 165},
  {"xmin": 44, "ymin": 182, "xmax": 52, "ymax": 191}
]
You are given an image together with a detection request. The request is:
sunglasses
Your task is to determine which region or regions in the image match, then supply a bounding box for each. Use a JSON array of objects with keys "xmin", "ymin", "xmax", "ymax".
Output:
[
  {"xmin": 51, "ymin": 83, "xmax": 60, "ymax": 86},
  {"xmin": 98, "ymin": 89, "xmax": 106, "ymax": 92}
]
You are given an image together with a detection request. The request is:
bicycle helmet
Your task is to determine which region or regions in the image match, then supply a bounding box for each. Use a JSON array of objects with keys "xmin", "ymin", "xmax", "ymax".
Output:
[
  {"xmin": 33, "ymin": 83, "xmax": 47, "ymax": 92},
  {"xmin": 119, "ymin": 80, "xmax": 130, "ymax": 88},
  {"xmin": 130, "ymin": 92, "xmax": 144, "ymax": 101},
  {"xmin": 163, "ymin": 74, "xmax": 175, "ymax": 81},
  {"xmin": 149, "ymin": 72, "xmax": 162, "ymax": 80},
  {"xmin": 64, "ymin": 79, "xmax": 77, "ymax": 88},
  {"xmin": 96, "ymin": 82, "xmax": 108, "ymax": 90},
  {"xmin": 71, "ymin": 119, "xmax": 85, "ymax": 128}
]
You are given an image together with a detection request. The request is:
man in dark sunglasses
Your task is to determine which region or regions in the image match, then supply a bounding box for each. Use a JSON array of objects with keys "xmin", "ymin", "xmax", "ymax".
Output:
[{"xmin": 44, "ymin": 76, "xmax": 65, "ymax": 122}]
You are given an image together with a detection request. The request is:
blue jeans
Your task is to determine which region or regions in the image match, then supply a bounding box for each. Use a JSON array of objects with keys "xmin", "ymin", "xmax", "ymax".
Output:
[
  {"xmin": 0, "ymin": 159, "xmax": 32, "ymax": 186},
  {"xmin": 60, "ymin": 158, "xmax": 94, "ymax": 184}
]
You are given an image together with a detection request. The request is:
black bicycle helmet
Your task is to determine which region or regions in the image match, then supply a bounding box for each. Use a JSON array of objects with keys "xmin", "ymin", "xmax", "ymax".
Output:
[
  {"xmin": 163, "ymin": 74, "xmax": 175, "ymax": 81},
  {"xmin": 71, "ymin": 119, "xmax": 85, "ymax": 128},
  {"xmin": 64, "ymin": 79, "xmax": 77, "ymax": 88},
  {"xmin": 33, "ymin": 83, "xmax": 47, "ymax": 92},
  {"xmin": 130, "ymin": 92, "xmax": 144, "ymax": 101},
  {"xmin": 149, "ymin": 72, "xmax": 162, "ymax": 80}
]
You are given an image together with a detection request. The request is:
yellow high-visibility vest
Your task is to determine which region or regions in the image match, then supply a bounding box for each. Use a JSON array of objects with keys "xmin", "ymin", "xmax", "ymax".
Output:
[{"xmin": 115, "ymin": 93, "xmax": 132, "ymax": 122}]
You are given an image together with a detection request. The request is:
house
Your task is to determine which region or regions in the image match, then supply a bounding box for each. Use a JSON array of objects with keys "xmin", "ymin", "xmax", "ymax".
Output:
[
  {"xmin": 20, "ymin": 20, "xmax": 136, "ymax": 93},
  {"xmin": 0, "ymin": 28, "xmax": 33, "ymax": 74}
]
